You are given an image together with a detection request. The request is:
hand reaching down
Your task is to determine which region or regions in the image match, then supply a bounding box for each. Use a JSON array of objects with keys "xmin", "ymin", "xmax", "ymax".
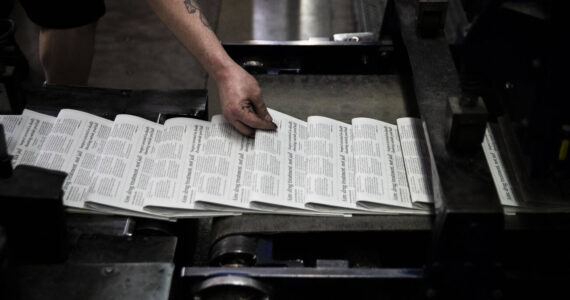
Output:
[{"xmin": 215, "ymin": 63, "xmax": 277, "ymax": 136}]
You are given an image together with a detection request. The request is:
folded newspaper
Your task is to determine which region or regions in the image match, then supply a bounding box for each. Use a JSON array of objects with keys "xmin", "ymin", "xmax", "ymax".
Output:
[
  {"xmin": 482, "ymin": 125, "xmax": 570, "ymax": 214},
  {"xmin": 0, "ymin": 108, "xmax": 435, "ymax": 219}
]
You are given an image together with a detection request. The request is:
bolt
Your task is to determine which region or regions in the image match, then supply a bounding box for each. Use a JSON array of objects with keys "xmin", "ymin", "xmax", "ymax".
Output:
[{"xmin": 102, "ymin": 266, "xmax": 114, "ymax": 275}]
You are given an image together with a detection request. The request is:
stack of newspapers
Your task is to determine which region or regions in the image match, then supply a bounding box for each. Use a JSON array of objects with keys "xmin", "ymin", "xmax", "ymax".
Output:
[{"xmin": 0, "ymin": 108, "xmax": 435, "ymax": 220}]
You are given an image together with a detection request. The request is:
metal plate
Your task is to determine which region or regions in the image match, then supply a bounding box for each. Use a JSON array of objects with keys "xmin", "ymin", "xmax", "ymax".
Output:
[{"xmin": 17, "ymin": 263, "xmax": 174, "ymax": 300}]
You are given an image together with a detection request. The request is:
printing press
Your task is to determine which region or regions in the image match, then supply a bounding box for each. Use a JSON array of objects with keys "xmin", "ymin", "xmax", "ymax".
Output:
[{"xmin": 1, "ymin": 0, "xmax": 570, "ymax": 299}]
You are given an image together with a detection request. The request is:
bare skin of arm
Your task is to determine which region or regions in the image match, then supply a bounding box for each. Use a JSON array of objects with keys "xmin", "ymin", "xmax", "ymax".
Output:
[{"xmin": 146, "ymin": 0, "xmax": 276, "ymax": 136}]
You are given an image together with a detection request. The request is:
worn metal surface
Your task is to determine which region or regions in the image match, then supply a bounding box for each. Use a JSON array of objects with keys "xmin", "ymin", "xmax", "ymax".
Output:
[
  {"xmin": 69, "ymin": 235, "xmax": 177, "ymax": 263},
  {"xmin": 24, "ymin": 85, "xmax": 207, "ymax": 122},
  {"xmin": 353, "ymin": 0, "xmax": 387, "ymax": 35},
  {"xmin": 66, "ymin": 214, "xmax": 135, "ymax": 237},
  {"xmin": 217, "ymin": 0, "xmax": 355, "ymax": 42},
  {"xmin": 193, "ymin": 275, "xmax": 271, "ymax": 299},
  {"xmin": 182, "ymin": 266, "xmax": 423, "ymax": 279},
  {"xmin": 210, "ymin": 215, "xmax": 432, "ymax": 243},
  {"xmin": 256, "ymin": 74, "xmax": 405, "ymax": 123},
  {"xmin": 17, "ymin": 262, "xmax": 174, "ymax": 300},
  {"xmin": 210, "ymin": 235, "xmax": 258, "ymax": 266},
  {"xmin": 445, "ymin": 96, "xmax": 488, "ymax": 151},
  {"xmin": 224, "ymin": 41, "xmax": 392, "ymax": 75}
]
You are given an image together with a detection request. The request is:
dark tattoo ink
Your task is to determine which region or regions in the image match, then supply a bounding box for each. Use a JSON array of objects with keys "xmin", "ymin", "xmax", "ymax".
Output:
[{"xmin": 183, "ymin": 0, "xmax": 212, "ymax": 31}]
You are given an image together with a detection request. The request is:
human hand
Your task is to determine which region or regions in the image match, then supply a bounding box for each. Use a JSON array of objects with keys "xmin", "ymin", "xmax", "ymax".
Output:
[{"xmin": 215, "ymin": 63, "xmax": 277, "ymax": 136}]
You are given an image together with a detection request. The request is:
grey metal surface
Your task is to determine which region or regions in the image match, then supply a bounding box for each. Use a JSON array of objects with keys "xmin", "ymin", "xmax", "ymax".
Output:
[
  {"xmin": 217, "ymin": 0, "xmax": 356, "ymax": 42},
  {"xmin": 68, "ymin": 236, "xmax": 177, "ymax": 263},
  {"xmin": 194, "ymin": 275, "xmax": 271, "ymax": 299},
  {"xmin": 66, "ymin": 214, "xmax": 135, "ymax": 237},
  {"xmin": 211, "ymin": 74, "xmax": 407, "ymax": 122},
  {"xmin": 182, "ymin": 266, "xmax": 423, "ymax": 279},
  {"xmin": 17, "ymin": 262, "xmax": 174, "ymax": 300},
  {"xmin": 353, "ymin": 0, "xmax": 387, "ymax": 35},
  {"xmin": 259, "ymin": 74, "xmax": 407, "ymax": 124},
  {"xmin": 211, "ymin": 215, "xmax": 432, "ymax": 243},
  {"xmin": 210, "ymin": 235, "xmax": 258, "ymax": 266},
  {"xmin": 25, "ymin": 85, "xmax": 207, "ymax": 122},
  {"xmin": 208, "ymin": 75, "xmax": 408, "ymax": 123}
]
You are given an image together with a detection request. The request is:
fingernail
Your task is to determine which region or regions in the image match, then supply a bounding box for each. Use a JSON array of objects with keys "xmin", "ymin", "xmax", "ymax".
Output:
[{"xmin": 265, "ymin": 114, "xmax": 273, "ymax": 122}]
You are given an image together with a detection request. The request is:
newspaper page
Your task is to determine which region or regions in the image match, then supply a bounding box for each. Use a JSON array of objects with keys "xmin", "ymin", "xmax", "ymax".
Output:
[
  {"xmin": 248, "ymin": 109, "xmax": 312, "ymax": 212},
  {"xmin": 304, "ymin": 116, "xmax": 359, "ymax": 211},
  {"xmin": 9, "ymin": 110, "xmax": 56, "ymax": 166},
  {"xmin": 352, "ymin": 118, "xmax": 413, "ymax": 210},
  {"xmin": 482, "ymin": 125, "xmax": 518, "ymax": 208},
  {"xmin": 143, "ymin": 117, "xmax": 234, "ymax": 217},
  {"xmin": 396, "ymin": 118, "xmax": 433, "ymax": 205},
  {"xmin": 193, "ymin": 115, "xmax": 253, "ymax": 210},
  {"xmin": 0, "ymin": 110, "xmax": 33, "ymax": 154},
  {"xmin": 86, "ymin": 115, "xmax": 163, "ymax": 216},
  {"xmin": 34, "ymin": 109, "xmax": 113, "ymax": 208}
]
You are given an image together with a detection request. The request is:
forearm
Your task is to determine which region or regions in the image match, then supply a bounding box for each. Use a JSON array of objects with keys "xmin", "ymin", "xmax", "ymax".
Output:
[
  {"xmin": 146, "ymin": 0, "xmax": 235, "ymax": 81},
  {"xmin": 147, "ymin": 0, "xmax": 276, "ymax": 135}
]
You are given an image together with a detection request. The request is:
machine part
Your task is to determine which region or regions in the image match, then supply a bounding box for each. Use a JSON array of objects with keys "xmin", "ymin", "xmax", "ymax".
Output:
[
  {"xmin": 316, "ymin": 259, "xmax": 349, "ymax": 268},
  {"xmin": 25, "ymin": 85, "xmax": 208, "ymax": 122},
  {"xmin": 68, "ymin": 235, "xmax": 177, "ymax": 263},
  {"xmin": 332, "ymin": 32, "xmax": 376, "ymax": 42},
  {"xmin": 16, "ymin": 262, "xmax": 174, "ymax": 300},
  {"xmin": 184, "ymin": 266, "xmax": 423, "ymax": 299},
  {"xmin": 66, "ymin": 214, "xmax": 135, "ymax": 237},
  {"xmin": 0, "ymin": 165, "xmax": 68, "ymax": 263},
  {"xmin": 134, "ymin": 218, "xmax": 177, "ymax": 236},
  {"xmin": 183, "ymin": 266, "xmax": 423, "ymax": 279},
  {"xmin": 209, "ymin": 235, "xmax": 258, "ymax": 267},
  {"xmin": 417, "ymin": 0, "xmax": 449, "ymax": 38},
  {"xmin": 445, "ymin": 96, "xmax": 488, "ymax": 152},
  {"xmin": 193, "ymin": 275, "xmax": 271, "ymax": 300},
  {"xmin": 395, "ymin": 1, "xmax": 504, "ymax": 298},
  {"xmin": 242, "ymin": 60, "xmax": 267, "ymax": 74},
  {"xmin": 211, "ymin": 215, "xmax": 431, "ymax": 243},
  {"xmin": 353, "ymin": 0, "xmax": 387, "ymax": 36},
  {"xmin": 224, "ymin": 40, "xmax": 392, "ymax": 75},
  {"xmin": 0, "ymin": 125, "xmax": 11, "ymax": 178},
  {"xmin": 444, "ymin": 0, "xmax": 470, "ymax": 44}
]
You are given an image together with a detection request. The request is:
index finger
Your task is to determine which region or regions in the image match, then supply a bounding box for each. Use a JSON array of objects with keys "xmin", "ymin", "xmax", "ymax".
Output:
[
  {"xmin": 249, "ymin": 90, "xmax": 273, "ymax": 122},
  {"xmin": 238, "ymin": 104, "xmax": 277, "ymax": 130}
]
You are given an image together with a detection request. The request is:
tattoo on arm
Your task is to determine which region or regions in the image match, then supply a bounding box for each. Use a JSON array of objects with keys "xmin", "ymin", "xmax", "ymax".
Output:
[{"xmin": 183, "ymin": 0, "xmax": 212, "ymax": 31}]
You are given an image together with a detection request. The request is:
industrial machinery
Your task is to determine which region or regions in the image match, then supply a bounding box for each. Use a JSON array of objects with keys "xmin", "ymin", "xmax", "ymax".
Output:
[{"xmin": 2, "ymin": 0, "xmax": 570, "ymax": 299}]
